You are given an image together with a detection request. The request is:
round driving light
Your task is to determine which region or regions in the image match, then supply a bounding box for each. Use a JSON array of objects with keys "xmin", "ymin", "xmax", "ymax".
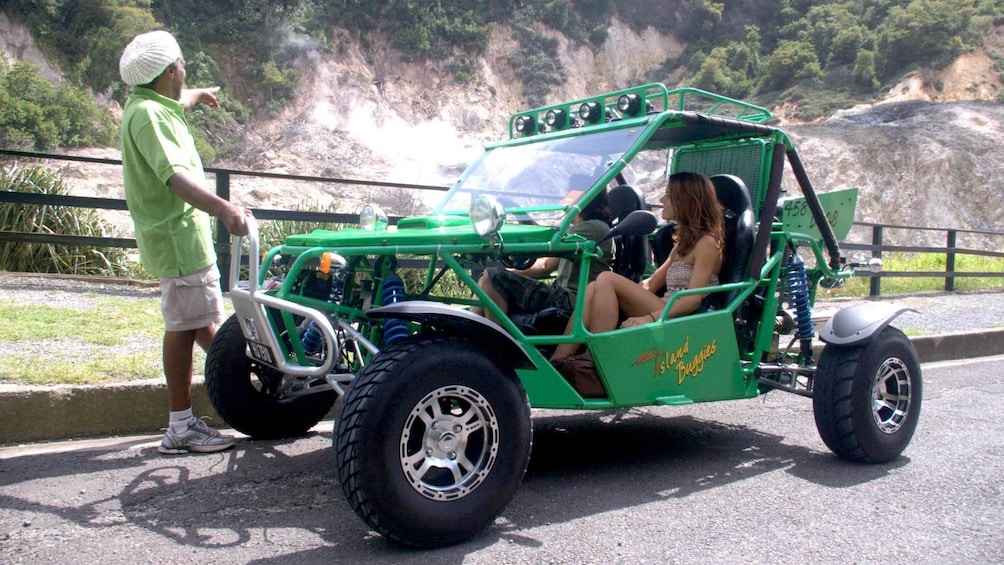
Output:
[
  {"xmin": 359, "ymin": 203, "xmax": 388, "ymax": 231},
  {"xmin": 868, "ymin": 257, "xmax": 884, "ymax": 273},
  {"xmin": 514, "ymin": 114, "xmax": 537, "ymax": 134},
  {"xmin": 578, "ymin": 101, "xmax": 602, "ymax": 123},
  {"xmin": 545, "ymin": 108, "xmax": 567, "ymax": 129},
  {"xmin": 470, "ymin": 195, "xmax": 505, "ymax": 238},
  {"xmin": 617, "ymin": 93, "xmax": 641, "ymax": 115}
]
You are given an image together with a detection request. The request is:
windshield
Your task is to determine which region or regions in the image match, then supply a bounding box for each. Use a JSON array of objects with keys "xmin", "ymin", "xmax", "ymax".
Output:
[{"xmin": 434, "ymin": 127, "xmax": 643, "ymax": 220}]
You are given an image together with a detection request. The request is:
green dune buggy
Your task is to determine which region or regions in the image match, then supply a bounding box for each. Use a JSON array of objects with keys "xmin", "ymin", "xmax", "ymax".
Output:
[{"xmin": 205, "ymin": 83, "xmax": 922, "ymax": 547}]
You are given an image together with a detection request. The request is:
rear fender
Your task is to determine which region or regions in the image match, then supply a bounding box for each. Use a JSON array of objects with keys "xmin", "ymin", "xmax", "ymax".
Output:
[
  {"xmin": 366, "ymin": 300, "xmax": 537, "ymax": 370},
  {"xmin": 819, "ymin": 302, "xmax": 918, "ymax": 346}
]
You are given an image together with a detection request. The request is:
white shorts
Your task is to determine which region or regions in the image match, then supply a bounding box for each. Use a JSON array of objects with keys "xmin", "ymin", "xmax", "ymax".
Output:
[{"xmin": 159, "ymin": 264, "xmax": 224, "ymax": 332}]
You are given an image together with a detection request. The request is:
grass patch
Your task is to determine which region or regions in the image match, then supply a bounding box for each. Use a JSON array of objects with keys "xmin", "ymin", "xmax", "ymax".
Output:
[
  {"xmin": 821, "ymin": 252, "xmax": 1004, "ymax": 298},
  {"xmin": 0, "ymin": 292, "xmax": 226, "ymax": 385},
  {"xmin": 0, "ymin": 351, "xmax": 164, "ymax": 385},
  {"xmin": 0, "ymin": 296, "xmax": 162, "ymax": 344}
]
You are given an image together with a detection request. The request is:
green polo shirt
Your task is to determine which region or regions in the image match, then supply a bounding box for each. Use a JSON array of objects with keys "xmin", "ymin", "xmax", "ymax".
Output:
[
  {"xmin": 554, "ymin": 219, "xmax": 613, "ymax": 293},
  {"xmin": 121, "ymin": 87, "xmax": 214, "ymax": 279}
]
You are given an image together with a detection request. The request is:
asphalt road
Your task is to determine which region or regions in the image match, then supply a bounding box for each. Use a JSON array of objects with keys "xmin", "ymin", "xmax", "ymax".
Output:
[{"xmin": 1, "ymin": 356, "xmax": 1002, "ymax": 564}]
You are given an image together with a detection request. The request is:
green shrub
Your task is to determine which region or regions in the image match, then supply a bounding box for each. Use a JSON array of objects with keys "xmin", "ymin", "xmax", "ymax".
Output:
[
  {"xmin": 0, "ymin": 163, "xmax": 133, "ymax": 276},
  {"xmin": 0, "ymin": 60, "xmax": 116, "ymax": 151},
  {"xmin": 759, "ymin": 40, "xmax": 823, "ymax": 94}
]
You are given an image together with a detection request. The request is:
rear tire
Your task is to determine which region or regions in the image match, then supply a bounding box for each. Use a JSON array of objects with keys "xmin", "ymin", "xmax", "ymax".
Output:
[
  {"xmin": 813, "ymin": 326, "xmax": 922, "ymax": 463},
  {"xmin": 205, "ymin": 314, "xmax": 336, "ymax": 439},
  {"xmin": 334, "ymin": 336, "xmax": 532, "ymax": 547}
]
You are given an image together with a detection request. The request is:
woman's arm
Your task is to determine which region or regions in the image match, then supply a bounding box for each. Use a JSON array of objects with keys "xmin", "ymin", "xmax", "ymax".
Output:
[
  {"xmin": 641, "ymin": 254, "xmax": 672, "ymax": 294},
  {"xmin": 664, "ymin": 235, "xmax": 722, "ymax": 318}
]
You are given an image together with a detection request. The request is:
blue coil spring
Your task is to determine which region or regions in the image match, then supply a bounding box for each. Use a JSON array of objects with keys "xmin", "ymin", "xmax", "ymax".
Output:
[
  {"xmin": 381, "ymin": 275, "xmax": 410, "ymax": 344},
  {"xmin": 300, "ymin": 269, "xmax": 345, "ymax": 355},
  {"xmin": 301, "ymin": 320, "xmax": 323, "ymax": 355},
  {"xmin": 330, "ymin": 268, "xmax": 344, "ymax": 303},
  {"xmin": 787, "ymin": 254, "xmax": 815, "ymax": 339}
]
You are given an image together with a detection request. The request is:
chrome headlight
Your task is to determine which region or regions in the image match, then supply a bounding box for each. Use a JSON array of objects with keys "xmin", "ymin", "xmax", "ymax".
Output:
[
  {"xmin": 359, "ymin": 203, "xmax": 388, "ymax": 231},
  {"xmin": 470, "ymin": 195, "xmax": 505, "ymax": 238}
]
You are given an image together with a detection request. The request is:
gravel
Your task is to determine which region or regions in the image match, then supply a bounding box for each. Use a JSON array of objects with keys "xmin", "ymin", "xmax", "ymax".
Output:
[
  {"xmin": 815, "ymin": 289, "xmax": 1004, "ymax": 335},
  {"xmin": 0, "ymin": 273, "xmax": 161, "ymax": 308}
]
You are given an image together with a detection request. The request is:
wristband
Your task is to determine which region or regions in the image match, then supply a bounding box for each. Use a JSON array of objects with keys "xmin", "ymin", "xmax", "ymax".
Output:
[{"xmin": 649, "ymin": 312, "xmax": 656, "ymax": 322}]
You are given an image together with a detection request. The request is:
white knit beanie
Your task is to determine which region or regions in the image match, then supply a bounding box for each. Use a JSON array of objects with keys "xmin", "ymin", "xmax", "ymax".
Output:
[{"xmin": 119, "ymin": 30, "xmax": 182, "ymax": 86}]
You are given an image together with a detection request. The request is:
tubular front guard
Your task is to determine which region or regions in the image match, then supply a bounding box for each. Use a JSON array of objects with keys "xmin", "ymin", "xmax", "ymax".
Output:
[{"xmin": 228, "ymin": 217, "xmax": 339, "ymax": 379}]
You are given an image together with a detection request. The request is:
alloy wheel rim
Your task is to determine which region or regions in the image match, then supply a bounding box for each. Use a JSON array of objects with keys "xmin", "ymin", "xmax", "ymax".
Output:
[
  {"xmin": 871, "ymin": 357, "xmax": 912, "ymax": 434},
  {"xmin": 400, "ymin": 385, "xmax": 500, "ymax": 500}
]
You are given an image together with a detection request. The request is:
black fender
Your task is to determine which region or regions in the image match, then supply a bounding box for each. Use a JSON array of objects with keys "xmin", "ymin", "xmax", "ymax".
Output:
[
  {"xmin": 366, "ymin": 300, "xmax": 536, "ymax": 370},
  {"xmin": 819, "ymin": 302, "xmax": 918, "ymax": 346}
]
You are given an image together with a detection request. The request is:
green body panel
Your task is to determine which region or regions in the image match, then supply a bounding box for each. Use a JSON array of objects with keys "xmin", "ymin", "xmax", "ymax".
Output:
[
  {"xmin": 779, "ymin": 187, "xmax": 858, "ymax": 241},
  {"xmin": 511, "ymin": 307, "xmax": 753, "ymax": 409},
  {"xmin": 590, "ymin": 309, "xmax": 752, "ymax": 405}
]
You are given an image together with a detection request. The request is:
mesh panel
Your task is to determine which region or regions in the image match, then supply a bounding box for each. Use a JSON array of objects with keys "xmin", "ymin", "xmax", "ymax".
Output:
[{"xmin": 671, "ymin": 140, "xmax": 770, "ymax": 215}]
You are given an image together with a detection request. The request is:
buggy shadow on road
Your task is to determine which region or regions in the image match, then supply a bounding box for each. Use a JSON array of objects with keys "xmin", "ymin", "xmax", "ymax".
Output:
[{"xmin": 0, "ymin": 406, "xmax": 905, "ymax": 561}]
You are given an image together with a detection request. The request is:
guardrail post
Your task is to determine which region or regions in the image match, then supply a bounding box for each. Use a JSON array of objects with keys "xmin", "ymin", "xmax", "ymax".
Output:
[
  {"xmin": 870, "ymin": 225, "xmax": 883, "ymax": 297},
  {"xmin": 215, "ymin": 172, "xmax": 231, "ymax": 290},
  {"xmin": 945, "ymin": 229, "xmax": 957, "ymax": 292}
]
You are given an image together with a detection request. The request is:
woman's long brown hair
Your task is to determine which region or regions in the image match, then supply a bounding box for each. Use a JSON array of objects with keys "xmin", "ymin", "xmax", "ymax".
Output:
[{"xmin": 668, "ymin": 171, "xmax": 724, "ymax": 256}]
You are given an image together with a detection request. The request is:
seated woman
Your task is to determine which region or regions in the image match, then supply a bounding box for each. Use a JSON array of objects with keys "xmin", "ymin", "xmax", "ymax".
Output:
[{"xmin": 550, "ymin": 171, "xmax": 724, "ymax": 361}]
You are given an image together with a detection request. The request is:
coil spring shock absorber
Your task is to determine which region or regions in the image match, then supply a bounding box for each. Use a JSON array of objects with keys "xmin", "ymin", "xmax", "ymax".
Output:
[
  {"xmin": 301, "ymin": 321, "xmax": 323, "ymax": 355},
  {"xmin": 786, "ymin": 251, "xmax": 815, "ymax": 362},
  {"xmin": 300, "ymin": 266, "xmax": 346, "ymax": 356},
  {"xmin": 381, "ymin": 274, "xmax": 410, "ymax": 345}
]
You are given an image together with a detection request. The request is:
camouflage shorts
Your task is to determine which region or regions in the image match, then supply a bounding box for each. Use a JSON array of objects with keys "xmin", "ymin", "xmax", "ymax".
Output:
[{"xmin": 486, "ymin": 266, "xmax": 575, "ymax": 314}]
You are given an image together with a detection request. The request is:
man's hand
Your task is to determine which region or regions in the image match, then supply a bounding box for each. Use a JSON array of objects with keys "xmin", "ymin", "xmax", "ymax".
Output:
[
  {"xmin": 181, "ymin": 86, "xmax": 220, "ymax": 110},
  {"xmin": 220, "ymin": 204, "xmax": 253, "ymax": 237}
]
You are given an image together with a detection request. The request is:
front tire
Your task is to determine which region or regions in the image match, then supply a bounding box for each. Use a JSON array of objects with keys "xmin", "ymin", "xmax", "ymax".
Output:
[
  {"xmin": 813, "ymin": 326, "xmax": 922, "ymax": 463},
  {"xmin": 334, "ymin": 336, "xmax": 532, "ymax": 547},
  {"xmin": 205, "ymin": 314, "xmax": 336, "ymax": 439}
]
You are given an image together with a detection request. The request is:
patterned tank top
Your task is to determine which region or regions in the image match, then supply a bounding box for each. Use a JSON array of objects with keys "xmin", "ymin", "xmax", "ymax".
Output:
[{"xmin": 664, "ymin": 260, "xmax": 719, "ymax": 298}]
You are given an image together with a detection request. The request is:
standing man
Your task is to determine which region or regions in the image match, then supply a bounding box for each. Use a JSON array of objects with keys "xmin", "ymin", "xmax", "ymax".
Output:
[{"xmin": 119, "ymin": 30, "xmax": 251, "ymax": 454}]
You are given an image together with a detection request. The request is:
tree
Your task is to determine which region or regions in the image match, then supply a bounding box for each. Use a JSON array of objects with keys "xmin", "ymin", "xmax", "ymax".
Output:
[
  {"xmin": 691, "ymin": 41, "xmax": 758, "ymax": 98},
  {"xmin": 759, "ymin": 40, "xmax": 823, "ymax": 93},
  {"xmin": 852, "ymin": 49, "xmax": 881, "ymax": 91},
  {"xmin": 0, "ymin": 60, "xmax": 115, "ymax": 150},
  {"xmin": 876, "ymin": 0, "xmax": 975, "ymax": 78}
]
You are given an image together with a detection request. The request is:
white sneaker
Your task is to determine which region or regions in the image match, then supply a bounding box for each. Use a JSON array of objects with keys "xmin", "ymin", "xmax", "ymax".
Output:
[{"xmin": 159, "ymin": 417, "xmax": 236, "ymax": 455}]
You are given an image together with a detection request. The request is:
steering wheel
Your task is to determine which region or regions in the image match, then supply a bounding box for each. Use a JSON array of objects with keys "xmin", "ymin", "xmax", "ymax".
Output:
[{"xmin": 501, "ymin": 253, "xmax": 537, "ymax": 271}]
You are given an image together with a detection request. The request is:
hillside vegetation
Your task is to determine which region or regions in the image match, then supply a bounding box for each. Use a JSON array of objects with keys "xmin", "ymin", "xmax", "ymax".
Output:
[
  {"xmin": 2, "ymin": 0, "xmax": 1002, "ymax": 154},
  {"xmin": 1, "ymin": 1, "xmax": 1003, "ymax": 253}
]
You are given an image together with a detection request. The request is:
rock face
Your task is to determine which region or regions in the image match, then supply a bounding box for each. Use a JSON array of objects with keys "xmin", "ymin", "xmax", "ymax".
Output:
[
  {"xmin": 2, "ymin": 13, "xmax": 1002, "ymax": 249},
  {"xmin": 0, "ymin": 11, "xmax": 63, "ymax": 86},
  {"xmin": 789, "ymin": 101, "xmax": 1004, "ymax": 248}
]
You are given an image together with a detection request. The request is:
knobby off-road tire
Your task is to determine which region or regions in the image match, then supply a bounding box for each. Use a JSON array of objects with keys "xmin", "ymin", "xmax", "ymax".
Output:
[
  {"xmin": 334, "ymin": 336, "xmax": 532, "ymax": 548},
  {"xmin": 813, "ymin": 326, "xmax": 922, "ymax": 463},
  {"xmin": 205, "ymin": 314, "xmax": 336, "ymax": 439}
]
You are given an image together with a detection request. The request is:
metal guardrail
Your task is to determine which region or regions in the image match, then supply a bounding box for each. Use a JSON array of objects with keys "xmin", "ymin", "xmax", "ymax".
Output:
[
  {"xmin": 843, "ymin": 222, "xmax": 1004, "ymax": 296},
  {"xmin": 3, "ymin": 149, "xmax": 1003, "ymax": 295},
  {"xmin": 1, "ymin": 149, "xmax": 449, "ymax": 288}
]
